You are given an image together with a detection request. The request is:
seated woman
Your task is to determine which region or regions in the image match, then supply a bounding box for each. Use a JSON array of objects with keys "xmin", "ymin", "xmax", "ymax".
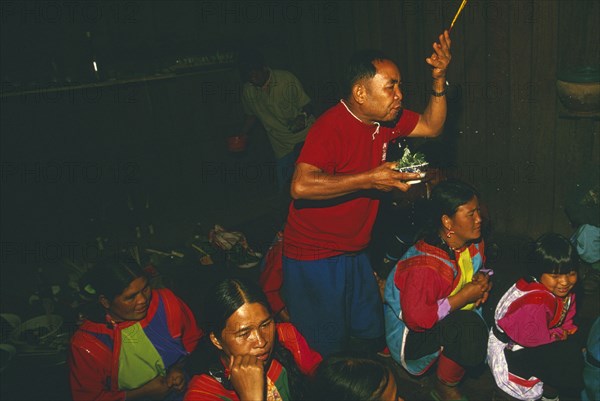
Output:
[
  {"xmin": 69, "ymin": 256, "xmax": 202, "ymax": 401},
  {"xmin": 384, "ymin": 179, "xmax": 492, "ymax": 401},
  {"xmin": 488, "ymin": 233, "xmax": 584, "ymax": 401},
  {"xmin": 310, "ymin": 353, "xmax": 404, "ymax": 401},
  {"xmin": 184, "ymin": 278, "xmax": 322, "ymax": 401}
]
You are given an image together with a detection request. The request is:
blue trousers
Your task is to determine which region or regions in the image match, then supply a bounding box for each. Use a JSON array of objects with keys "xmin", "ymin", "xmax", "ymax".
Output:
[{"xmin": 282, "ymin": 252, "xmax": 384, "ymax": 357}]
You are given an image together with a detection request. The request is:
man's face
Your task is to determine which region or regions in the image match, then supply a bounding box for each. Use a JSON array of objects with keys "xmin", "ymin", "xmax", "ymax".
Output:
[{"xmin": 361, "ymin": 59, "xmax": 404, "ymax": 123}]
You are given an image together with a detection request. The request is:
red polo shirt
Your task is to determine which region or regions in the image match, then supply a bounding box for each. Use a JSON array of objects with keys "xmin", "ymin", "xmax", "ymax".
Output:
[{"xmin": 284, "ymin": 102, "xmax": 419, "ymax": 260}]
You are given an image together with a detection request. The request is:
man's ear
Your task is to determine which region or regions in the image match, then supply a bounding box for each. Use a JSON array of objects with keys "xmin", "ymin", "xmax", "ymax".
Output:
[
  {"xmin": 99, "ymin": 295, "xmax": 110, "ymax": 310},
  {"xmin": 210, "ymin": 332, "xmax": 223, "ymax": 350},
  {"xmin": 352, "ymin": 82, "xmax": 367, "ymax": 104}
]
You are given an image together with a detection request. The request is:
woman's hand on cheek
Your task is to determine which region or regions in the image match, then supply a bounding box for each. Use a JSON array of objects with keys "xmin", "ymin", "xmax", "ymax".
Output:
[{"xmin": 229, "ymin": 354, "xmax": 265, "ymax": 401}]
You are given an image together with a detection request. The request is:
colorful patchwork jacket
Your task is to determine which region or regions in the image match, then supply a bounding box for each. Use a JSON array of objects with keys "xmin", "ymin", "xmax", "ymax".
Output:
[
  {"xmin": 384, "ymin": 239, "xmax": 485, "ymax": 375},
  {"xmin": 184, "ymin": 323, "xmax": 322, "ymax": 401},
  {"xmin": 69, "ymin": 288, "xmax": 202, "ymax": 401}
]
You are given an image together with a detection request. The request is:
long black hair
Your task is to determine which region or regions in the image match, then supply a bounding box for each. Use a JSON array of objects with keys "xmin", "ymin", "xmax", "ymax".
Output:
[
  {"xmin": 310, "ymin": 353, "xmax": 393, "ymax": 401},
  {"xmin": 420, "ymin": 179, "xmax": 480, "ymax": 243},
  {"xmin": 187, "ymin": 278, "xmax": 307, "ymax": 399}
]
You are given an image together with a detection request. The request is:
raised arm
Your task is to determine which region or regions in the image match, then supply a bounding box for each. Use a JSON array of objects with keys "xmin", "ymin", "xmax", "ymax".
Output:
[{"xmin": 410, "ymin": 30, "xmax": 452, "ymax": 138}]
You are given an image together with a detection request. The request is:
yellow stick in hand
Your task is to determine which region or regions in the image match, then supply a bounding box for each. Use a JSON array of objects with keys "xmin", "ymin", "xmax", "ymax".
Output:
[{"xmin": 450, "ymin": 0, "xmax": 468, "ymax": 30}]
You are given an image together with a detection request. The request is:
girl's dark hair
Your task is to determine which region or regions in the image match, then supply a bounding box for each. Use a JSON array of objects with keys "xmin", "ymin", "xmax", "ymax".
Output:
[
  {"xmin": 81, "ymin": 255, "xmax": 147, "ymax": 301},
  {"xmin": 420, "ymin": 179, "xmax": 480, "ymax": 239},
  {"xmin": 310, "ymin": 354, "xmax": 393, "ymax": 401},
  {"xmin": 188, "ymin": 278, "xmax": 307, "ymax": 399},
  {"xmin": 527, "ymin": 233, "xmax": 579, "ymax": 279},
  {"xmin": 343, "ymin": 49, "xmax": 390, "ymax": 98}
]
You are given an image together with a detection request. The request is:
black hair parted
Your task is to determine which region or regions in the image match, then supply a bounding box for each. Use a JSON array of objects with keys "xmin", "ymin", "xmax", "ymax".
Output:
[
  {"xmin": 527, "ymin": 233, "xmax": 579, "ymax": 279},
  {"xmin": 188, "ymin": 277, "xmax": 308, "ymax": 400},
  {"xmin": 201, "ymin": 277, "xmax": 270, "ymax": 337},
  {"xmin": 343, "ymin": 49, "xmax": 391, "ymax": 98}
]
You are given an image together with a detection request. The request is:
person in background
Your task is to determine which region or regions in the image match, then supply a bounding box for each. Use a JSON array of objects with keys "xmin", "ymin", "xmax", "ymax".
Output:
[
  {"xmin": 565, "ymin": 178, "xmax": 599, "ymax": 295},
  {"xmin": 184, "ymin": 278, "xmax": 321, "ymax": 401},
  {"xmin": 384, "ymin": 179, "xmax": 491, "ymax": 401},
  {"xmin": 582, "ymin": 316, "xmax": 600, "ymax": 401},
  {"xmin": 488, "ymin": 233, "xmax": 584, "ymax": 401},
  {"xmin": 237, "ymin": 48, "xmax": 315, "ymax": 192},
  {"xmin": 283, "ymin": 30, "xmax": 452, "ymax": 358},
  {"xmin": 69, "ymin": 256, "xmax": 202, "ymax": 401},
  {"xmin": 310, "ymin": 353, "xmax": 404, "ymax": 401}
]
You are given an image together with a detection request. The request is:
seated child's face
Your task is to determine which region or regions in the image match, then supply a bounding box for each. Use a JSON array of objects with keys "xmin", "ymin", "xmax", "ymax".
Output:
[{"xmin": 540, "ymin": 271, "xmax": 578, "ymax": 298}]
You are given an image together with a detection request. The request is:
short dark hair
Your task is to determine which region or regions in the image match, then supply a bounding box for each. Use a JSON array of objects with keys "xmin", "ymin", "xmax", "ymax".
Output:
[
  {"xmin": 237, "ymin": 48, "xmax": 266, "ymax": 82},
  {"xmin": 527, "ymin": 233, "xmax": 579, "ymax": 279},
  {"xmin": 81, "ymin": 255, "xmax": 147, "ymax": 301},
  {"xmin": 311, "ymin": 354, "xmax": 393, "ymax": 401},
  {"xmin": 343, "ymin": 49, "xmax": 391, "ymax": 98}
]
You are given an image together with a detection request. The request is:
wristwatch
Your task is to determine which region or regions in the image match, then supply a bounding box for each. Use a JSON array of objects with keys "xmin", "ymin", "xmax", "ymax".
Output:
[{"xmin": 431, "ymin": 80, "xmax": 449, "ymax": 97}]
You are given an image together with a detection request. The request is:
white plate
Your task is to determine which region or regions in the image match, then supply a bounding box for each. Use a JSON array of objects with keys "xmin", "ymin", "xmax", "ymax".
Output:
[{"xmin": 394, "ymin": 162, "xmax": 429, "ymax": 173}]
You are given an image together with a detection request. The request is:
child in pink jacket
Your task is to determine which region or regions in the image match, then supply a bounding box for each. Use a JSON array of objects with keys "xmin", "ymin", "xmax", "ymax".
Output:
[{"xmin": 488, "ymin": 233, "xmax": 584, "ymax": 401}]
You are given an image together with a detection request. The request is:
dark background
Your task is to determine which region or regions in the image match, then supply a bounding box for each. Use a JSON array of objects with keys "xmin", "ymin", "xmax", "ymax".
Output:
[
  {"xmin": 0, "ymin": 1, "xmax": 598, "ymax": 398},
  {"xmin": 2, "ymin": 0, "xmax": 599, "ymax": 319},
  {"xmin": 2, "ymin": 0, "xmax": 600, "ymax": 327}
]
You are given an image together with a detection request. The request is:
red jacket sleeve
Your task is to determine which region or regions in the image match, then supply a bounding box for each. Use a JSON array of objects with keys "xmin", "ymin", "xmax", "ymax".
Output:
[
  {"xmin": 258, "ymin": 233, "xmax": 286, "ymax": 314},
  {"xmin": 184, "ymin": 375, "xmax": 237, "ymax": 401},
  {"xmin": 277, "ymin": 323, "xmax": 322, "ymax": 376},
  {"xmin": 396, "ymin": 261, "xmax": 452, "ymax": 332},
  {"xmin": 69, "ymin": 332, "xmax": 125, "ymax": 401},
  {"xmin": 160, "ymin": 288, "xmax": 203, "ymax": 353}
]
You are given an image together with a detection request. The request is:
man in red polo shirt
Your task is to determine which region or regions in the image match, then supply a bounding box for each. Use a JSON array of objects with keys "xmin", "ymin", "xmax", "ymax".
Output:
[{"xmin": 282, "ymin": 30, "xmax": 452, "ymax": 357}]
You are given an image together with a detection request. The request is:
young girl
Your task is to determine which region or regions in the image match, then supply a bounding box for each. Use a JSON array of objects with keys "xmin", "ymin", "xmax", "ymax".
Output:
[{"xmin": 488, "ymin": 233, "xmax": 584, "ymax": 401}]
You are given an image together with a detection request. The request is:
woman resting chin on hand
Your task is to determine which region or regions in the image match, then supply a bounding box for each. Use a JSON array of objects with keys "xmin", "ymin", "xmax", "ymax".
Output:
[{"xmin": 184, "ymin": 278, "xmax": 322, "ymax": 401}]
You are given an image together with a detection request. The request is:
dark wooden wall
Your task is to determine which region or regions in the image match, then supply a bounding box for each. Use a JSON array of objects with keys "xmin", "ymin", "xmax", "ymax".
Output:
[
  {"xmin": 281, "ymin": 0, "xmax": 600, "ymax": 237},
  {"xmin": 1, "ymin": 0, "xmax": 599, "ymax": 249}
]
